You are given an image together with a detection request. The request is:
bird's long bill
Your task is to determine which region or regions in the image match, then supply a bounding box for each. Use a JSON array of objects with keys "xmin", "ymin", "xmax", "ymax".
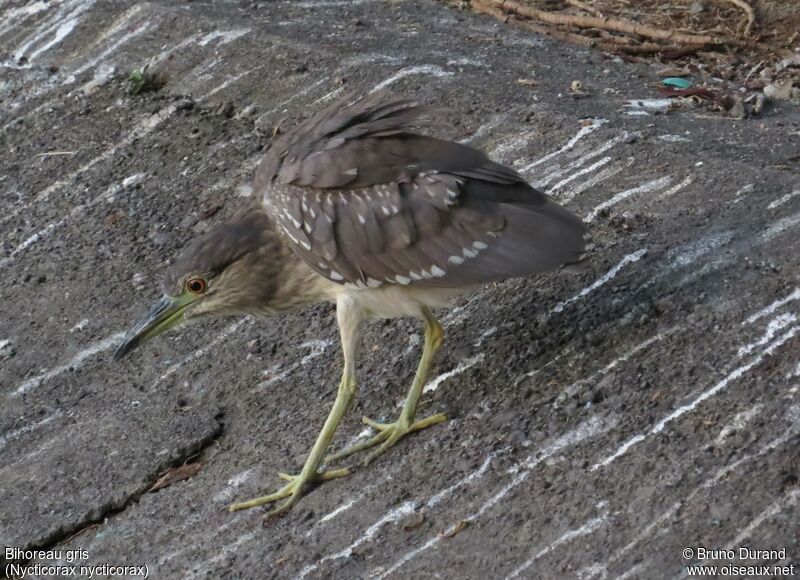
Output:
[{"xmin": 113, "ymin": 294, "xmax": 196, "ymax": 359}]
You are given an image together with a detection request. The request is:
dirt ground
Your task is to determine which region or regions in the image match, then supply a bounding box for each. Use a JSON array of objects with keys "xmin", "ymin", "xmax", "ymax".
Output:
[
  {"xmin": 466, "ymin": 0, "xmax": 800, "ymax": 119},
  {"xmin": 1, "ymin": 0, "xmax": 799, "ymax": 579}
]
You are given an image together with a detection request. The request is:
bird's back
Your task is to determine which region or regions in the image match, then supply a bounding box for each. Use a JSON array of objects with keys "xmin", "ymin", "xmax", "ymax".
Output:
[{"xmin": 254, "ymin": 92, "xmax": 588, "ymax": 290}]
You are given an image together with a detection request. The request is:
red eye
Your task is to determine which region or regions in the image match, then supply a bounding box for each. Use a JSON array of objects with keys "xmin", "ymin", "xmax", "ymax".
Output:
[{"xmin": 186, "ymin": 278, "xmax": 206, "ymax": 294}]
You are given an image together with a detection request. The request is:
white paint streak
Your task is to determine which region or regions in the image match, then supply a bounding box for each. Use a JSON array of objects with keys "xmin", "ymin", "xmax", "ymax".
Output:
[
  {"xmin": 12, "ymin": 0, "xmax": 93, "ymax": 64},
  {"xmin": 12, "ymin": 333, "xmax": 125, "ymax": 397},
  {"xmin": 591, "ymin": 324, "xmax": 800, "ymax": 471},
  {"xmin": 737, "ymin": 313, "xmax": 797, "ymax": 356},
  {"xmin": 0, "ymin": 412, "xmax": 63, "ymax": 451},
  {"xmin": 744, "ymin": 287, "xmax": 800, "ymax": 325},
  {"xmin": 34, "ymin": 105, "xmax": 177, "ymax": 204},
  {"xmin": 726, "ymin": 488, "xmax": 800, "ymax": 549},
  {"xmin": 154, "ymin": 319, "xmax": 247, "ymax": 387},
  {"xmin": 188, "ymin": 531, "xmax": 258, "ymax": 577},
  {"xmin": 70, "ymin": 319, "xmax": 89, "ymax": 333},
  {"xmin": 296, "ymin": 501, "xmax": 417, "ymax": 579},
  {"xmin": 421, "ymin": 353, "xmax": 484, "ymax": 397},
  {"xmin": 27, "ymin": 16, "xmax": 79, "ymax": 62},
  {"xmin": 551, "ymin": 249, "xmax": 647, "ymax": 314},
  {"xmin": 376, "ymin": 417, "xmax": 616, "ymax": 579},
  {"xmin": 490, "ymin": 129, "xmax": 540, "ymax": 161},
  {"xmin": 459, "ymin": 114, "xmax": 507, "ymax": 145},
  {"xmin": 767, "ymin": 189, "xmax": 800, "ymax": 210},
  {"xmin": 560, "ymin": 161, "xmax": 629, "ymax": 203},
  {"xmin": 212, "ymin": 467, "xmax": 259, "ymax": 503},
  {"xmin": 536, "ymin": 132, "xmax": 627, "ymax": 189},
  {"xmin": 546, "ymin": 156, "xmax": 612, "ymax": 193},
  {"xmin": 667, "ymin": 231, "xmax": 733, "ymax": 268},
  {"xmin": 520, "ymin": 119, "xmax": 606, "ymax": 173},
  {"xmin": 199, "ymin": 66, "xmax": 263, "ymax": 102},
  {"xmin": 300, "ymin": 339, "xmax": 331, "ymax": 365},
  {"xmin": 600, "ymin": 329, "xmax": 675, "ymax": 376},
  {"xmin": 294, "ymin": 0, "xmax": 373, "ymax": 6},
  {"xmin": 656, "ymin": 134, "xmax": 690, "ymax": 143},
  {"xmin": 370, "ymin": 65, "xmax": 454, "ymax": 93},
  {"xmin": 653, "ymin": 174, "xmax": 692, "ymax": 201},
  {"xmin": 70, "ymin": 19, "xmax": 153, "ymax": 79},
  {"xmin": 714, "ymin": 404, "xmax": 765, "ymax": 445},
  {"xmin": 506, "ymin": 512, "xmax": 609, "ymax": 579},
  {"xmin": 317, "ymin": 498, "xmax": 357, "ymax": 524},
  {"xmin": 258, "ymin": 340, "xmax": 331, "ymax": 389},
  {"xmin": 0, "ymin": 2, "xmax": 52, "ymax": 37},
  {"xmin": 584, "ymin": 176, "xmax": 672, "ymax": 222},
  {"xmin": 0, "ymin": 173, "xmax": 145, "ymax": 268},
  {"xmin": 473, "ymin": 326, "xmax": 498, "ymax": 348},
  {"xmin": 426, "ymin": 451, "xmax": 499, "ymax": 508},
  {"xmin": 589, "ymin": 422, "xmax": 799, "ymax": 579},
  {"xmin": 197, "ymin": 28, "xmax": 251, "ymax": 47},
  {"xmin": 760, "ymin": 211, "xmax": 800, "ymax": 243},
  {"xmin": 313, "ymin": 86, "xmax": 346, "ymax": 105}
]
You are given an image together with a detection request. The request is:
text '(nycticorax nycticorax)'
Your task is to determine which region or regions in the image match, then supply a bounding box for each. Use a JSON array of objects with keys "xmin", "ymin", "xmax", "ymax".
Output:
[{"xmin": 115, "ymin": 93, "xmax": 589, "ymax": 517}]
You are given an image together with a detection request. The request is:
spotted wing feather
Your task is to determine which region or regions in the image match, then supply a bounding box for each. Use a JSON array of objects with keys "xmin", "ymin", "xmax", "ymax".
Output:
[{"xmin": 255, "ymin": 93, "xmax": 588, "ymax": 288}]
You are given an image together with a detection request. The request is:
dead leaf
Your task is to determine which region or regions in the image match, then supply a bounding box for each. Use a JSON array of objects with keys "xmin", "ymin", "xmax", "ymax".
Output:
[
  {"xmin": 148, "ymin": 462, "xmax": 204, "ymax": 492},
  {"xmin": 438, "ymin": 520, "xmax": 468, "ymax": 538}
]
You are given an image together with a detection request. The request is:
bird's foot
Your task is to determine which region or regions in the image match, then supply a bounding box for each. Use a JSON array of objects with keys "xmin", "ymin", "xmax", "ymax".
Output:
[
  {"xmin": 325, "ymin": 412, "xmax": 447, "ymax": 465},
  {"xmin": 229, "ymin": 467, "xmax": 350, "ymax": 518}
]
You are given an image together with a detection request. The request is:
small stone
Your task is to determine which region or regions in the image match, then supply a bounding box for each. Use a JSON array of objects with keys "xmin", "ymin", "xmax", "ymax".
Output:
[
  {"xmin": 0, "ymin": 339, "xmax": 16, "ymax": 360},
  {"xmin": 689, "ymin": 0, "xmax": 707, "ymax": 14},
  {"xmin": 508, "ymin": 430, "xmax": 528, "ymax": 445},
  {"xmin": 216, "ymin": 101, "xmax": 235, "ymax": 118},
  {"xmin": 400, "ymin": 512, "xmax": 425, "ymax": 531}
]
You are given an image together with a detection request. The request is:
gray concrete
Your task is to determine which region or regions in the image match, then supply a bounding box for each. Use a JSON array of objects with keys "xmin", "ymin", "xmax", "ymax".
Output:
[{"xmin": 1, "ymin": 0, "xmax": 798, "ymax": 578}]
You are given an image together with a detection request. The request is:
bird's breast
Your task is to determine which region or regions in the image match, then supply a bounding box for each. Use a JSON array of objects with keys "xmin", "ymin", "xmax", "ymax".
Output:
[{"xmin": 336, "ymin": 284, "xmax": 470, "ymax": 320}]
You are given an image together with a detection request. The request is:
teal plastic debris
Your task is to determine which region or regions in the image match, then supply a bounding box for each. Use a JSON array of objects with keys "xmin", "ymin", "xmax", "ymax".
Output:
[{"xmin": 662, "ymin": 77, "xmax": 693, "ymax": 89}]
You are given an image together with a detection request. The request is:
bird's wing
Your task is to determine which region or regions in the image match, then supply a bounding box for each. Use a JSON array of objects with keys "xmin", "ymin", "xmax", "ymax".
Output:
[{"xmin": 254, "ymin": 93, "xmax": 588, "ymax": 288}]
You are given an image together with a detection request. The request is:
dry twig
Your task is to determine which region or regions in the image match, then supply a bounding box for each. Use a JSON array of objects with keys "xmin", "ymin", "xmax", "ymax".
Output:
[
  {"xmin": 565, "ymin": 0, "xmax": 602, "ymax": 18},
  {"xmin": 485, "ymin": 0, "xmax": 743, "ymax": 46},
  {"xmin": 722, "ymin": 0, "xmax": 756, "ymax": 35},
  {"xmin": 471, "ymin": 0, "xmax": 701, "ymax": 57}
]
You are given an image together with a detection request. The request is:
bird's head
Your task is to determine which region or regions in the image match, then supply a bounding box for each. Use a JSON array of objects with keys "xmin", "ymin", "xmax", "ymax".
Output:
[{"xmin": 114, "ymin": 207, "xmax": 283, "ymax": 359}]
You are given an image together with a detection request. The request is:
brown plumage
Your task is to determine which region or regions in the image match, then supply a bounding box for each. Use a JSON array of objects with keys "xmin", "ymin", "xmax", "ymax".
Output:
[{"xmin": 254, "ymin": 92, "xmax": 588, "ymax": 290}]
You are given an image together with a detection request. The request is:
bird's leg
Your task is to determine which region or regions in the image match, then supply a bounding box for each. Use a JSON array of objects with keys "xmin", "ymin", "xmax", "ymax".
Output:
[
  {"xmin": 325, "ymin": 307, "xmax": 447, "ymax": 466},
  {"xmin": 229, "ymin": 297, "xmax": 365, "ymax": 518}
]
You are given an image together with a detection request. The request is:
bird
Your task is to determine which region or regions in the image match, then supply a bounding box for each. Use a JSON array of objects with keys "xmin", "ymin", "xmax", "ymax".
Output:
[{"xmin": 114, "ymin": 92, "xmax": 589, "ymax": 518}]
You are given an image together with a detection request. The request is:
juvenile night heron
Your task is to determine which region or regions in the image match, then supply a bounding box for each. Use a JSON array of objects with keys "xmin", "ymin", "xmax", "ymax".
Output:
[{"xmin": 115, "ymin": 92, "xmax": 588, "ymax": 517}]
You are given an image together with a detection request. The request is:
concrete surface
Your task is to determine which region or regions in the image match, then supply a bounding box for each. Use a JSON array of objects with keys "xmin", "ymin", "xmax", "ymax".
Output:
[{"xmin": 1, "ymin": 0, "xmax": 799, "ymax": 578}]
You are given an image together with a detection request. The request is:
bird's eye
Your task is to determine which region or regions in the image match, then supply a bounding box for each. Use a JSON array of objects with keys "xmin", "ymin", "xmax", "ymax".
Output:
[{"xmin": 186, "ymin": 278, "xmax": 206, "ymax": 294}]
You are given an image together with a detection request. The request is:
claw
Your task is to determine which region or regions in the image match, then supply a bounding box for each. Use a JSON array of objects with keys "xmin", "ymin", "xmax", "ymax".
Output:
[
  {"xmin": 324, "ymin": 413, "xmax": 447, "ymax": 465},
  {"xmin": 229, "ymin": 468, "xmax": 350, "ymax": 515}
]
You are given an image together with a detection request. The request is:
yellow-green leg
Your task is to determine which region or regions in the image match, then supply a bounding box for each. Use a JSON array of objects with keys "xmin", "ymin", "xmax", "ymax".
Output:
[
  {"xmin": 325, "ymin": 307, "xmax": 447, "ymax": 466},
  {"xmin": 229, "ymin": 295, "xmax": 365, "ymax": 518}
]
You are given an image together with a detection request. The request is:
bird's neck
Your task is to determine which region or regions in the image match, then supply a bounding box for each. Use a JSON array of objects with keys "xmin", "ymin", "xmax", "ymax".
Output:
[{"xmin": 273, "ymin": 253, "xmax": 340, "ymax": 312}]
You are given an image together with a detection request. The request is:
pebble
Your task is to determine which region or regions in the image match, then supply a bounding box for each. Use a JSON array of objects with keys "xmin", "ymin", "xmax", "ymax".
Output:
[
  {"xmin": 0, "ymin": 339, "xmax": 15, "ymax": 360},
  {"xmin": 399, "ymin": 512, "xmax": 425, "ymax": 531}
]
